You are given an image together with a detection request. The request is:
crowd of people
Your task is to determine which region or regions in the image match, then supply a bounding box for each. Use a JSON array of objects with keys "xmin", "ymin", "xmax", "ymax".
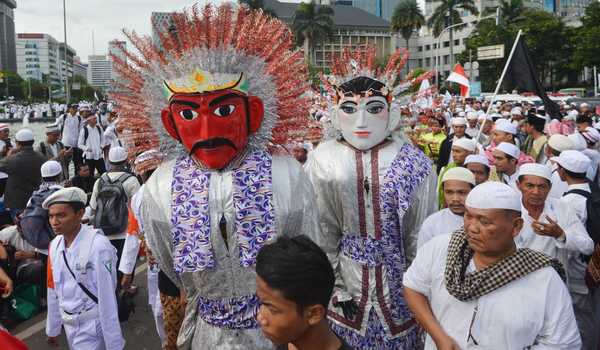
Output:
[{"xmin": 0, "ymin": 3, "xmax": 599, "ymax": 350}]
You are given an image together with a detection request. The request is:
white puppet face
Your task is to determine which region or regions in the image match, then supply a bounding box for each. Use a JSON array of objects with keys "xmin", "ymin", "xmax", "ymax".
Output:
[{"xmin": 336, "ymin": 95, "xmax": 390, "ymax": 150}]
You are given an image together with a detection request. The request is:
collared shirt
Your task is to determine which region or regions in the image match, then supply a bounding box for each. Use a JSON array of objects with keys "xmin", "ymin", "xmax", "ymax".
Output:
[
  {"xmin": 404, "ymin": 234, "xmax": 581, "ymax": 349},
  {"xmin": 548, "ymin": 162, "xmax": 569, "ymax": 199},
  {"xmin": 417, "ymin": 208, "xmax": 463, "ymax": 249},
  {"xmin": 465, "ymin": 126, "xmax": 479, "ymax": 139},
  {"xmin": 501, "ymin": 171, "xmax": 519, "ymax": 191},
  {"xmin": 59, "ymin": 113, "xmax": 82, "ymax": 148},
  {"xmin": 78, "ymin": 124, "xmax": 106, "ymax": 160},
  {"xmin": 46, "ymin": 224, "xmax": 124, "ymax": 350}
]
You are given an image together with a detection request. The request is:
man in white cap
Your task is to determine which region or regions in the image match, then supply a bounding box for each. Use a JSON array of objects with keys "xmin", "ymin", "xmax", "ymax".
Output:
[
  {"xmin": 437, "ymin": 117, "xmax": 471, "ymax": 172},
  {"xmin": 418, "ymin": 167, "xmax": 475, "ymax": 248},
  {"xmin": 437, "ymin": 138, "xmax": 476, "ymax": 207},
  {"xmin": 465, "ymin": 112, "xmax": 479, "ymax": 138},
  {"xmin": 404, "ymin": 181, "xmax": 581, "ymax": 349},
  {"xmin": 0, "ymin": 123, "xmax": 14, "ymax": 158},
  {"xmin": 545, "ymin": 134, "xmax": 575, "ymax": 198},
  {"xmin": 515, "ymin": 163, "xmax": 593, "ymax": 275},
  {"xmin": 57, "ymin": 104, "xmax": 84, "ymax": 170},
  {"xmin": 464, "ymin": 154, "xmax": 495, "ymax": 185},
  {"xmin": 476, "ymin": 114, "xmax": 493, "ymax": 147},
  {"xmin": 89, "ymin": 146, "xmax": 140, "ymax": 286},
  {"xmin": 78, "ymin": 112, "xmax": 107, "ymax": 177},
  {"xmin": 492, "ymin": 142, "xmax": 520, "ymax": 190},
  {"xmin": 579, "ymin": 127, "xmax": 600, "ymax": 182},
  {"xmin": 44, "ymin": 187, "xmax": 124, "ymax": 349},
  {"xmin": 36, "ymin": 124, "xmax": 71, "ymax": 180},
  {"xmin": 0, "ymin": 129, "xmax": 47, "ymax": 221},
  {"xmin": 553, "ymin": 150, "xmax": 599, "ymax": 349}
]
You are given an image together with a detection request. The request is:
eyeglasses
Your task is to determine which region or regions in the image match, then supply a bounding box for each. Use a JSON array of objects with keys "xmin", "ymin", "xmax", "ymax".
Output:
[{"xmin": 467, "ymin": 305, "xmax": 479, "ymax": 345}]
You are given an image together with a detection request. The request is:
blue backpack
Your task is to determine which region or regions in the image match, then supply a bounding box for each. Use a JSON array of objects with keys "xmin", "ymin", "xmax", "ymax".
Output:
[{"xmin": 20, "ymin": 187, "xmax": 61, "ymax": 249}]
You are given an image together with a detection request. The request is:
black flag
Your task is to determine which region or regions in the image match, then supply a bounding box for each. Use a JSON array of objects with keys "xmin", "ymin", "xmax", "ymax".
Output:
[{"xmin": 504, "ymin": 36, "xmax": 561, "ymax": 119}]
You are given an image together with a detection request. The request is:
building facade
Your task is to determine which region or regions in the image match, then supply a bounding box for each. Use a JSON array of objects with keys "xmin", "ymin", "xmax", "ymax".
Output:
[
  {"xmin": 87, "ymin": 55, "xmax": 112, "ymax": 92},
  {"xmin": 73, "ymin": 56, "xmax": 88, "ymax": 82},
  {"xmin": 352, "ymin": 0, "xmax": 401, "ymax": 21},
  {"xmin": 0, "ymin": 0, "xmax": 16, "ymax": 73},
  {"xmin": 16, "ymin": 33, "xmax": 75, "ymax": 87}
]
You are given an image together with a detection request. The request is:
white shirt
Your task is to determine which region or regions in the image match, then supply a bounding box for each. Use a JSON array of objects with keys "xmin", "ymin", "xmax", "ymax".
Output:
[
  {"xmin": 560, "ymin": 183, "xmax": 592, "ymax": 295},
  {"xmin": 502, "ymin": 171, "xmax": 519, "ymax": 191},
  {"xmin": 59, "ymin": 113, "xmax": 82, "ymax": 148},
  {"xmin": 46, "ymin": 224, "xmax": 124, "ymax": 350},
  {"xmin": 465, "ymin": 126, "xmax": 479, "ymax": 139},
  {"xmin": 404, "ymin": 234, "xmax": 581, "ymax": 350},
  {"xmin": 548, "ymin": 162, "xmax": 569, "ymax": 198},
  {"xmin": 517, "ymin": 197, "xmax": 594, "ymax": 290},
  {"xmin": 417, "ymin": 208, "xmax": 463, "ymax": 249},
  {"xmin": 582, "ymin": 148, "xmax": 600, "ymax": 182},
  {"xmin": 78, "ymin": 124, "xmax": 106, "ymax": 160},
  {"xmin": 103, "ymin": 123, "xmax": 121, "ymax": 149},
  {"xmin": 118, "ymin": 186, "xmax": 144, "ymax": 275}
]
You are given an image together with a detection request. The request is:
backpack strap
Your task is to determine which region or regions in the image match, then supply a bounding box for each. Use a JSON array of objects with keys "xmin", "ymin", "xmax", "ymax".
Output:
[
  {"xmin": 39, "ymin": 142, "xmax": 47, "ymax": 157},
  {"xmin": 564, "ymin": 189, "xmax": 591, "ymax": 198}
]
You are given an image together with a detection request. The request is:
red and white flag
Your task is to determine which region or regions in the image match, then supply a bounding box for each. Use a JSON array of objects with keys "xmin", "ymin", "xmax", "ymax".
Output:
[{"xmin": 447, "ymin": 63, "xmax": 470, "ymax": 97}]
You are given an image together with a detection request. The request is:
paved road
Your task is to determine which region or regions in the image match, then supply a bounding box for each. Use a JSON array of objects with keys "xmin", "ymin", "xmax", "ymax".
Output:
[{"xmin": 12, "ymin": 262, "xmax": 162, "ymax": 350}]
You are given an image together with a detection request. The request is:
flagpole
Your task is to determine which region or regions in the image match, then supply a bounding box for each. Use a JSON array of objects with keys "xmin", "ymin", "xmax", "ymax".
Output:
[{"xmin": 475, "ymin": 29, "xmax": 523, "ymax": 142}]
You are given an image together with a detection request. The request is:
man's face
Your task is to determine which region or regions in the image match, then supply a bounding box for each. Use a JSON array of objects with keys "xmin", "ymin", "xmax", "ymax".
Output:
[
  {"xmin": 576, "ymin": 122, "xmax": 589, "ymax": 133},
  {"xmin": 492, "ymin": 130, "xmax": 513, "ymax": 145},
  {"xmin": 429, "ymin": 119, "xmax": 441, "ymax": 134},
  {"xmin": 48, "ymin": 204, "xmax": 84, "ymax": 236},
  {"xmin": 0, "ymin": 129, "xmax": 9, "ymax": 140},
  {"xmin": 518, "ymin": 175, "xmax": 551, "ymax": 208},
  {"xmin": 482, "ymin": 120, "xmax": 493, "ymax": 134},
  {"xmin": 466, "ymin": 163, "xmax": 489, "ymax": 185},
  {"xmin": 492, "ymin": 150, "xmax": 516, "ymax": 174},
  {"xmin": 464, "ymin": 207, "xmax": 523, "ymax": 256},
  {"xmin": 452, "ymin": 125, "xmax": 466, "ymax": 138},
  {"xmin": 337, "ymin": 95, "xmax": 390, "ymax": 151},
  {"xmin": 78, "ymin": 165, "xmax": 91, "ymax": 177},
  {"xmin": 256, "ymin": 276, "xmax": 309, "ymax": 346},
  {"xmin": 451, "ymin": 146, "xmax": 471, "ymax": 166},
  {"xmin": 87, "ymin": 116, "xmax": 97, "ymax": 127},
  {"xmin": 292, "ymin": 147, "xmax": 307, "ymax": 164},
  {"xmin": 443, "ymin": 180, "xmax": 471, "ymax": 215},
  {"xmin": 467, "ymin": 119, "xmax": 477, "ymax": 128},
  {"xmin": 161, "ymin": 90, "xmax": 264, "ymax": 170},
  {"xmin": 46, "ymin": 132, "xmax": 59, "ymax": 144}
]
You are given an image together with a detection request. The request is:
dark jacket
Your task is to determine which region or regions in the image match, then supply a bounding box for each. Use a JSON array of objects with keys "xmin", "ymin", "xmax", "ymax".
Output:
[
  {"xmin": 0, "ymin": 147, "xmax": 47, "ymax": 209},
  {"xmin": 436, "ymin": 134, "xmax": 472, "ymax": 173}
]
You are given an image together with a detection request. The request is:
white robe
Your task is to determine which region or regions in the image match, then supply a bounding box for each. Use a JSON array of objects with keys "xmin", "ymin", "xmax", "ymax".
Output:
[
  {"xmin": 404, "ymin": 234, "xmax": 581, "ymax": 349},
  {"xmin": 417, "ymin": 208, "xmax": 463, "ymax": 249}
]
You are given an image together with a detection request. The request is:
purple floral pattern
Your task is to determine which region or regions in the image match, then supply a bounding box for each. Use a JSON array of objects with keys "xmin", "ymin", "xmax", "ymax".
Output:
[
  {"xmin": 331, "ymin": 310, "xmax": 421, "ymax": 349},
  {"xmin": 340, "ymin": 233, "xmax": 384, "ymax": 267},
  {"xmin": 171, "ymin": 155, "xmax": 213, "ymax": 274},
  {"xmin": 170, "ymin": 151, "xmax": 275, "ymax": 274},
  {"xmin": 197, "ymin": 294, "xmax": 259, "ymax": 329},
  {"xmin": 380, "ymin": 143, "xmax": 432, "ymax": 326}
]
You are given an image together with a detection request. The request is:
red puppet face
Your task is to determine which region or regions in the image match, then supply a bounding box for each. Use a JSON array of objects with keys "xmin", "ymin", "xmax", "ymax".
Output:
[{"xmin": 161, "ymin": 90, "xmax": 264, "ymax": 169}]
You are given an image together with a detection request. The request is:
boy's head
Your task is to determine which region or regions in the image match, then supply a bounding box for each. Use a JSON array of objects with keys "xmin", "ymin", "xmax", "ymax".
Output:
[{"xmin": 256, "ymin": 235, "xmax": 334, "ymax": 346}]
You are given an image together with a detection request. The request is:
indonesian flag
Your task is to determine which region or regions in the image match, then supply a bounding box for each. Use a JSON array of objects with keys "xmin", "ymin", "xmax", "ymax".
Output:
[{"xmin": 447, "ymin": 64, "xmax": 470, "ymax": 97}]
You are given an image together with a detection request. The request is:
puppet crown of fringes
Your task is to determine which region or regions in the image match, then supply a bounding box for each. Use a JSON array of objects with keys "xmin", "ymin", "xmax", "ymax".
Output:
[{"xmin": 110, "ymin": 2, "xmax": 312, "ymax": 159}]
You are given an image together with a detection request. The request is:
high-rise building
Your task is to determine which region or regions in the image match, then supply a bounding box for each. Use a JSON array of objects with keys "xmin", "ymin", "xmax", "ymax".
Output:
[
  {"xmin": 16, "ymin": 33, "xmax": 75, "ymax": 87},
  {"xmin": 558, "ymin": 0, "xmax": 592, "ymax": 24},
  {"xmin": 73, "ymin": 56, "xmax": 88, "ymax": 82},
  {"xmin": 87, "ymin": 55, "xmax": 112, "ymax": 92},
  {"xmin": 0, "ymin": 0, "xmax": 17, "ymax": 73},
  {"xmin": 352, "ymin": 0, "xmax": 400, "ymax": 21}
]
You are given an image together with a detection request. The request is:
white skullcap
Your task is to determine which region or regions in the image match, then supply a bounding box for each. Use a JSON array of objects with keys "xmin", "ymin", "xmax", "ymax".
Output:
[
  {"xmin": 0, "ymin": 173, "xmax": 7, "ymax": 180},
  {"xmin": 452, "ymin": 117, "xmax": 467, "ymax": 126},
  {"xmin": 46, "ymin": 123, "xmax": 60, "ymax": 134},
  {"xmin": 566, "ymin": 110, "xmax": 579, "ymax": 121},
  {"xmin": 518, "ymin": 163, "xmax": 552, "ymax": 181},
  {"xmin": 455, "ymin": 107, "xmax": 464, "ymax": 113},
  {"xmin": 501, "ymin": 111, "xmax": 511, "ymax": 118},
  {"xmin": 548, "ymin": 134, "xmax": 574, "ymax": 152},
  {"xmin": 466, "ymin": 182, "xmax": 521, "ymax": 212},
  {"xmin": 458, "ymin": 112, "xmax": 466, "ymax": 117},
  {"xmin": 568, "ymin": 133, "xmax": 588, "ymax": 151},
  {"xmin": 466, "ymin": 111, "xmax": 478, "ymax": 120},
  {"xmin": 15, "ymin": 129, "xmax": 34, "ymax": 142},
  {"xmin": 42, "ymin": 187, "xmax": 87, "ymax": 209},
  {"xmin": 511, "ymin": 108, "xmax": 522, "ymax": 115},
  {"xmin": 581, "ymin": 127, "xmax": 600, "ymax": 144},
  {"xmin": 494, "ymin": 119, "xmax": 517, "ymax": 135},
  {"xmin": 40, "ymin": 160, "xmax": 62, "ymax": 178},
  {"xmin": 453, "ymin": 138, "xmax": 477, "ymax": 152},
  {"xmin": 495, "ymin": 142, "xmax": 520, "ymax": 159},
  {"xmin": 478, "ymin": 114, "xmax": 492, "ymax": 122},
  {"xmin": 108, "ymin": 146, "xmax": 128, "ymax": 163},
  {"xmin": 581, "ymin": 103, "xmax": 589, "ymax": 108},
  {"xmin": 442, "ymin": 167, "xmax": 476, "ymax": 186},
  {"xmin": 464, "ymin": 154, "xmax": 490, "ymax": 167},
  {"xmin": 552, "ymin": 150, "xmax": 591, "ymax": 174},
  {"xmin": 0, "ymin": 123, "xmax": 9, "ymax": 132}
]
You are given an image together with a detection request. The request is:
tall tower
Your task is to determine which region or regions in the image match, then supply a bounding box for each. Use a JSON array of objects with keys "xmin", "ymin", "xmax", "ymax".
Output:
[{"xmin": 0, "ymin": 0, "xmax": 17, "ymax": 72}]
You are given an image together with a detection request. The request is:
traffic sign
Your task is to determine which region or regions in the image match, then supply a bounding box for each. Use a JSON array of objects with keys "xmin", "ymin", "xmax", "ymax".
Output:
[{"xmin": 477, "ymin": 45, "xmax": 505, "ymax": 60}]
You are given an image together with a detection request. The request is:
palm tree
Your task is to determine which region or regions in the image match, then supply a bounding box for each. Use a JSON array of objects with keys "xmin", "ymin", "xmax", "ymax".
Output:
[
  {"xmin": 391, "ymin": 0, "xmax": 425, "ymax": 74},
  {"xmin": 292, "ymin": 1, "xmax": 335, "ymax": 65},
  {"xmin": 238, "ymin": 0, "xmax": 277, "ymax": 17},
  {"xmin": 498, "ymin": 0, "xmax": 525, "ymax": 25},
  {"xmin": 427, "ymin": 0, "xmax": 479, "ymax": 70}
]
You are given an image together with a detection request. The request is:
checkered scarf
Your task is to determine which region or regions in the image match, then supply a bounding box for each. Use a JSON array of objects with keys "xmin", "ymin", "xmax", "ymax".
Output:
[{"xmin": 445, "ymin": 229, "xmax": 565, "ymax": 302}]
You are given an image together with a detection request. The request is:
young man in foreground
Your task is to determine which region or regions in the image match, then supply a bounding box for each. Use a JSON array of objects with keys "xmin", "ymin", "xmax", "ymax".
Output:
[{"xmin": 256, "ymin": 235, "xmax": 351, "ymax": 350}]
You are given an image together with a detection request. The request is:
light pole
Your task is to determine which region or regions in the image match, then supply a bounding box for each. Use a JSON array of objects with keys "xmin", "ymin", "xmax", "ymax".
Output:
[
  {"xmin": 434, "ymin": 12, "xmax": 498, "ymax": 88},
  {"xmin": 62, "ymin": 0, "xmax": 70, "ymax": 103}
]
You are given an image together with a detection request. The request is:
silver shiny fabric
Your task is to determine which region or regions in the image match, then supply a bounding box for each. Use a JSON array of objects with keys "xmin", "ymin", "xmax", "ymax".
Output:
[
  {"xmin": 305, "ymin": 137, "xmax": 437, "ymax": 338},
  {"xmin": 140, "ymin": 155, "xmax": 321, "ymax": 350}
]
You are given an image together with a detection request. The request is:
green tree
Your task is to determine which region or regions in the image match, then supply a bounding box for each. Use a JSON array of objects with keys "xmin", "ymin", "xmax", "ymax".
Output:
[
  {"xmin": 0, "ymin": 71, "xmax": 24, "ymax": 101},
  {"xmin": 497, "ymin": 0, "xmax": 525, "ymax": 25},
  {"xmin": 20, "ymin": 78, "xmax": 49, "ymax": 102},
  {"xmin": 391, "ymin": 0, "xmax": 425, "ymax": 75},
  {"xmin": 427, "ymin": 0, "xmax": 479, "ymax": 70},
  {"xmin": 292, "ymin": 1, "xmax": 335, "ymax": 64},
  {"xmin": 238, "ymin": 0, "xmax": 277, "ymax": 17},
  {"xmin": 70, "ymin": 75, "xmax": 98, "ymax": 102},
  {"xmin": 573, "ymin": 2, "xmax": 600, "ymax": 71}
]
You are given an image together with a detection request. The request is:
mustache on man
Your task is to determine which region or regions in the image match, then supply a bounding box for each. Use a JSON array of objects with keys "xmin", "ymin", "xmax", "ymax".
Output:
[{"xmin": 189, "ymin": 137, "xmax": 238, "ymax": 156}]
